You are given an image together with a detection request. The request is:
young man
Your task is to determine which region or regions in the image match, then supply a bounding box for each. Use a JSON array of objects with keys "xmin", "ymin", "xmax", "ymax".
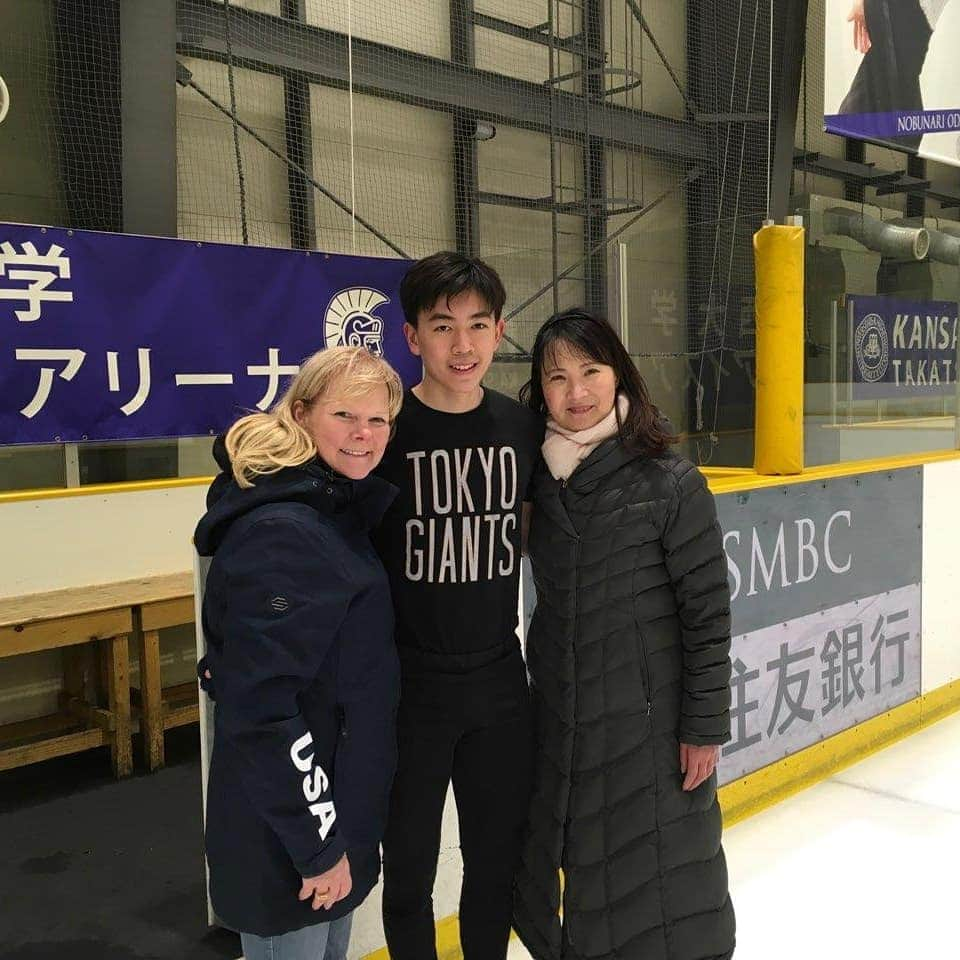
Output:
[{"xmin": 373, "ymin": 252, "xmax": 543, "ymax": 960}]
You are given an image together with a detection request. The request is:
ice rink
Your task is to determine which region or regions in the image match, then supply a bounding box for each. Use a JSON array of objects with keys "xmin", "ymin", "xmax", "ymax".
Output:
[{"xmin": 508, "ymin": 711, "xmax": 960, "ymax": 960}]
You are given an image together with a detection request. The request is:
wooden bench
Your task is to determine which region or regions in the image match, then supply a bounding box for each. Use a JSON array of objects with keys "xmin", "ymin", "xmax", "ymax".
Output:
[
  {"xmin": 131, "ymin": 572, "xmax": 198, "ymax": 771},
  {"xmin": 0, "ymin": 572, "xmax": 197, "ymax": 777},
  {"xmin": 0, "ymin": 583, "xmax": 137, "ymax": 776}
]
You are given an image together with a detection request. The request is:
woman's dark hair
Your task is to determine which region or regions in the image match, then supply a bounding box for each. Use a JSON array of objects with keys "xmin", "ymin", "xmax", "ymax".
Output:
[
  {"xmin": 520, "ymin": 309, "xmax": 677, "ymax": 456},
  {"xmin": 399, "ymin": 251, "xmax": 506, "ymax": 328}
]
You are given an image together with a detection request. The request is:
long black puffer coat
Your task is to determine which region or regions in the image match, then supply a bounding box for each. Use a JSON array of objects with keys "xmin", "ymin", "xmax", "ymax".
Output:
[{"xmin": 513, "ymin": 438, "xmax": 735, "ymax": 960}]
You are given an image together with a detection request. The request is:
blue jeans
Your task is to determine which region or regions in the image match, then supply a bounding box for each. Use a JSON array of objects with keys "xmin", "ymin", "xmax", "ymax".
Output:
[{"xmin": 240, "ymin": 913, "xmax": 352, "ymax": 960}]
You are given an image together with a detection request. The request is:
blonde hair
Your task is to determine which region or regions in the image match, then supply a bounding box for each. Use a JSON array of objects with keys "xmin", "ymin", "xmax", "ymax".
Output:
[{"xmin": 226, "ymin": 346, "xmax": 403, "ymax": 488}]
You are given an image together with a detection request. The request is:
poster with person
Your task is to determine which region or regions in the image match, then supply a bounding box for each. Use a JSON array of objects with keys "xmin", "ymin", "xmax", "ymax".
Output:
[{"xmin": 824, "ymin": 0, "xmax": 960, "ymax": 167}]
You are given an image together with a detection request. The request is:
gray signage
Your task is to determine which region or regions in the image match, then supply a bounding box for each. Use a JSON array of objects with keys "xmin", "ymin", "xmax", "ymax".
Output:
[
  {"xmin": 716, "ymin": 469, "xmax": 922, "ymax": 636},
  {"xmin": 716, "ymin": 468, "xmax": 923, "ymax": 782},
  {"xmin": 718, "ymin": 582, "xmax": 921, "ymax": 784}
]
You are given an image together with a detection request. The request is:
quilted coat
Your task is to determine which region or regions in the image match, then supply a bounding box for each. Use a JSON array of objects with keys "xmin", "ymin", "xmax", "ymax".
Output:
[{"xmin": 513, "ymin": 438, "xmax": 735, "ymax": 960}]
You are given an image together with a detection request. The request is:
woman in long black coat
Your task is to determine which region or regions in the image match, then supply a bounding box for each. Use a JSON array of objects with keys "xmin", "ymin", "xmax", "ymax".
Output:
[{"xmin": 513, "ymin": 310, "xmax": 735, "ymax": 960}]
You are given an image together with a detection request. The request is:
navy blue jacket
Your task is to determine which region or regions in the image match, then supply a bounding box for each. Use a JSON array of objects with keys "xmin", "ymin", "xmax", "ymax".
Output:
[{"xmin": 195, "ymin": 448, "xmax": 400, "ymax": 936}]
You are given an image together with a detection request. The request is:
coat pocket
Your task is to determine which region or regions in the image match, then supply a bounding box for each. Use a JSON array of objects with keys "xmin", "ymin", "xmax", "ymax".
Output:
[{"xmin": 631, "ymin": 616, "xmax": 653, "ymax": 718}]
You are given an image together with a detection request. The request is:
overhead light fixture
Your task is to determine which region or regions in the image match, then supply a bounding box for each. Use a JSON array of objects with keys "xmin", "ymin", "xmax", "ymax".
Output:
[
  {"xmin": 0, "ymin": 75, "xmax": 10, "ymax": 125},
  {"xmin": 474, "ymin": 121, "xmax": 496, "ymax": 141}
]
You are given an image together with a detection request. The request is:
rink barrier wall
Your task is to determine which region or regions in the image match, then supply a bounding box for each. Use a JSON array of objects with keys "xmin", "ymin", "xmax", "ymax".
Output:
[
  {"xmin": 0, "ymin": 475, "xmax": 208, "ymax": 504},
  {"xmin": 703, "ymin": 447, "xmax": 960, "ymax": 492},
  {"xmin": 717, "ymin": 677, "xmax": 960, "ymax": 827},
  {"xmin": 4, "ymin": 451, "xmax": 960, "ymax": 960},
  {"xmin": 4, "ymin": 446, "xmax": 957, "ymax": 504}
]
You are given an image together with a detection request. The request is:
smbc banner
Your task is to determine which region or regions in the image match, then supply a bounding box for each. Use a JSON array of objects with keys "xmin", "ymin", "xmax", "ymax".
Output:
[
  {"xmin": 824, "ymin": 0, "xmax": 960, "ymax": 167},
  {"xmin": 715, "ymin": 468, "xmax": 922, "ymax": 784}
]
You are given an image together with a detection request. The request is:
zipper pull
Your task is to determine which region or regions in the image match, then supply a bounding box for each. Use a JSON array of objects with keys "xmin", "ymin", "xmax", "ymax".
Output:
[{"xmin": 646, "ymin": 700, "xmax": 652, "ymax": 717}]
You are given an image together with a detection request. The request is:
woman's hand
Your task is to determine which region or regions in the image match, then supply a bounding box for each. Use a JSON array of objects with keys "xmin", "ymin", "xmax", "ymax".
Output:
[
  {"xmin": 679, "ymin": 742, "xmax": 720, "ymax": 792},
  {"xmin": 847, "ymin": 0, "xmax": 872, "ymax": 53},
  {"xmin": 299, "ymin": 854, "xmax": 352, "ymax": 911}
]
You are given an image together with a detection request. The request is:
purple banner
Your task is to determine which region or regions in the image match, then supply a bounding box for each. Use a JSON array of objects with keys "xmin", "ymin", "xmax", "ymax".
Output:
[
  {"xmin": 848, "ymin": 294, "xmax": 959, "ymax": 400},
  {"xmin": 826, "ymin": 109, "xmax": 960, "ymax": 142},
  {"xmin": 0, "ymin": 223, "xmax": 419, "ymax": 444}
]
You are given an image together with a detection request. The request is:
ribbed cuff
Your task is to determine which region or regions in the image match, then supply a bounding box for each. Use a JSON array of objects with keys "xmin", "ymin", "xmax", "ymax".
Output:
[{"xmin": 296, "ymin": 834, "xmax": 348, "ymax": 880}]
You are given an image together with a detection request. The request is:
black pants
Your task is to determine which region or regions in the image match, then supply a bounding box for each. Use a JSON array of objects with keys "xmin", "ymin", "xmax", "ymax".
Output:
[
  {"xmin": 381, "ymin": 648, "xmax": 534, "ymax": 960},
  {"xmin": 840, "ymin": 0, "xmax": 932, "ymax": 149}
]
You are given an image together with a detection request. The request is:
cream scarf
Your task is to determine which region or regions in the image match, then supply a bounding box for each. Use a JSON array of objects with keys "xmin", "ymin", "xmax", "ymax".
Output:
[{"xmin": 542, "ymin": 394, "xmax": 628, "ymax": 481}]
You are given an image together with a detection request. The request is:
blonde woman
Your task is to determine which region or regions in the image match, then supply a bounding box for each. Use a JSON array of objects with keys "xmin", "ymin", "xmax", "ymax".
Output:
[{"xmin": 194, "ymin": 346, "xmax": 403, "ymax": 960}]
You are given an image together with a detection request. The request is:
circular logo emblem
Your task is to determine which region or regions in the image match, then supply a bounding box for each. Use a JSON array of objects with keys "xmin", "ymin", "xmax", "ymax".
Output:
[
  {"xmin": 324, "ymin": 287, "xmax": 389, "ymax": 356},
  {"xmin": 854, "ymin": 312, "xmax": 889, "ymax": 382}
]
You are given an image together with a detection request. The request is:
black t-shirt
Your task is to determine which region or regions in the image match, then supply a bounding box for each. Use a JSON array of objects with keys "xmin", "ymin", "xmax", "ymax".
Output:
[{"xmin": 373, "ymin": 388, "xmax": 543, "ymax": 674}]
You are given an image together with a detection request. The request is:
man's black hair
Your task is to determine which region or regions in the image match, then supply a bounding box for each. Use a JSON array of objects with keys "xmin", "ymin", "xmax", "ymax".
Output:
[{"xmin": 399, "ymin": 251, "xmax": 506, "ymax": 328}]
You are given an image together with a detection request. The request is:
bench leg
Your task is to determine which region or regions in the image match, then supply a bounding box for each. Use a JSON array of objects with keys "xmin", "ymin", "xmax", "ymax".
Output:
[
  {"xmin": 138, "ymin": 629, "xmax": 165, "ymax": 771},
  {"xmin": 102, "ymin": 634, "xmax": 133, "ymax": 778},
  {"xmin": 61, "ymin": 644, "xmax": 96, "ymax": 710},
  {"xmin": 61, "ymin": 647, "xmax": 83, "ymax": 708}
]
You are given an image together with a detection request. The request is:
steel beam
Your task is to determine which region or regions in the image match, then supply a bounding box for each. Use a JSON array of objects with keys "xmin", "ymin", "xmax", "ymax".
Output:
[
  {"xmin": 281, "ymin": 0, "xmax": 316, "ymax": 250},
  {"xmin": 176, "ymin": 0, "xmax": 707, "ymax": 162},
  {"xmin": 121, "ymin": 0, "xmax": 177, "ymax": 236},
  {"xmin": 906, "ymin": 154, "xmax": 926, "ymax": 219},
  {"xmin": 685, "ymin": 0, "xmax": 721, "ymax": 435},
  {"xmin": 769, "ymin": 0, "xmax": 809, "ymax": 223},
  {"xmin": 56, "ymin": 0, "xmax": 122, "ymax": 232},
  {"xmin": 844, "ymin": 139, "xmax": 866, "ymax": 203},
  {"xmin": 451, "ymin": 0, "xmax": 480, "ymax": 255},
  {"xmin": 583, "ymin": 0, "xmax": 607, "ymax": 318},
  {"xmin": 472, "ymin": 12, "xmax": 588, "ymax": 57},
  {"xmin": 793, "ymin": 148, "xmax": 960, "ymax": 209}
]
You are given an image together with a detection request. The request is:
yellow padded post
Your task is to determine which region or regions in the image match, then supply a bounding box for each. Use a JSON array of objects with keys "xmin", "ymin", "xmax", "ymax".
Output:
[{"xmin": 753, "ymin": 224, "xmax": 805, "ymax": 475}]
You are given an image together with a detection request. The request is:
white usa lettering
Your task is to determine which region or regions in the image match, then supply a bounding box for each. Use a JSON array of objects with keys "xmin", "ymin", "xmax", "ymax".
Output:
[{"xmin": 289, "ymin": 731, "xmax": 337, "ymax": 841}]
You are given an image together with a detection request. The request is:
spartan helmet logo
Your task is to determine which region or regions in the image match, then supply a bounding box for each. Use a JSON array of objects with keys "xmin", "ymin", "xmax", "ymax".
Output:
[{"xmin": 324, "ymin": 288, "xmax": 389, "ymax": 356}]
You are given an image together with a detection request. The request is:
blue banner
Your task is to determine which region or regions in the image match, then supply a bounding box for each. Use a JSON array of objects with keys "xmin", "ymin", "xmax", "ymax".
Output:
[
  {"xmin": 825, "ymin": 109, "xmax": 960, "ymax": 142},
  {"xmin": 0, "ymin": 224, "xmax": 420, "ymax": 444},
  {"xmin": 848, "ymin": 294, "xmax": 959, "ymax": 400}
]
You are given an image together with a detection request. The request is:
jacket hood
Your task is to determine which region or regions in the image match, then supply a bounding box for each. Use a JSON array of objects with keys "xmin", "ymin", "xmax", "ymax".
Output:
[
  {"xmin": 195, "ymin": 436, "xmax": 397, "ymax": 556},
  {"xmin": 204, "ymin": 433, "xmax": 233, "ymax": 510}
]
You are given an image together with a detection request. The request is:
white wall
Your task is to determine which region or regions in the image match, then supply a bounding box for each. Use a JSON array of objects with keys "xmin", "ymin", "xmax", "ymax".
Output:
[
  {"xmin": 0, "ymin": 482, "xmax": 209, "ymax": 724},
  {"xmin": 0, "ymin": 483, "xmax": 207, "ymax": 597},
  {"xmin": 306, "ymin": 0, "xmax": 450, "ymax": 59},
  {"xmin": 308, "ymin": 88, "xmax": 456, "ymax": 259},
  {"xmin": 921, "ymin": 458, "xmax": 960, "ymax": 693},
  {"xmin": 177, "ymin": 58, "xmax": 292, "ymax": 248}
]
